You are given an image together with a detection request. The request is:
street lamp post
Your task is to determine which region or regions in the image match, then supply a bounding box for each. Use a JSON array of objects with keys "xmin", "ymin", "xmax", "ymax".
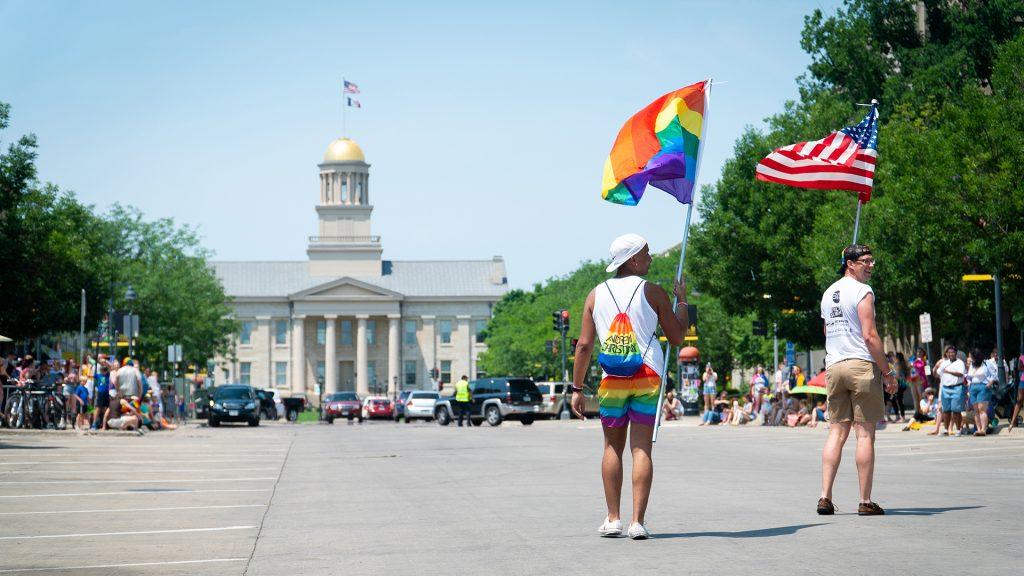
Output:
[
  {"xmin": 124, "ymin": 286, "xmax": 137, "ymax": 360},
  {"xmin": 962, "ymin": 273, "xmax": 1006, "ymax": 387},
  {"xmin": 317, "ymin": 375, "xmax": 325, "ymax": 420}
]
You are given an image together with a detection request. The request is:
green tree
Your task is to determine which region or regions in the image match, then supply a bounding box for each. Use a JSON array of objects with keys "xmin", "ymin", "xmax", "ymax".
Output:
[
  {"xmin": 0, "ymin": 103, "xmax": 115, "ymax": 338},
  {"xmin": 690, "ymin": 1, "xmax": 1024, "ymax": 352},
  {"xmin": 98, "ymin": 205, "xmax": 238, "ymax": 371}
]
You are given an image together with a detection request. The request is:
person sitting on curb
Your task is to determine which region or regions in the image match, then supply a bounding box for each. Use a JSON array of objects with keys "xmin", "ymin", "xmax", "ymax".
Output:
[
  {"xmin": 662, "ymin": 391, "xmax": 682, "ymax": 421},
  {"xmin": 107, "ymin": 397, "xmax": 143, "ymax": 434}
]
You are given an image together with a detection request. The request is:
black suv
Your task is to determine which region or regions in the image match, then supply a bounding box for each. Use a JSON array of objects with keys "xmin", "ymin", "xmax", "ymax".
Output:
[
  {"xmin": 208, "ymin": 385, "xmax": 260, "ymax": 427},
  {"xmin": 434, "ymin": 377, "xmax": 543, "ymax": 426}
]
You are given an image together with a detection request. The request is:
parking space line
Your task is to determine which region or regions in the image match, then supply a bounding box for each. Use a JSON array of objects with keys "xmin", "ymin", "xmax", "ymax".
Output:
[
  {"xmin": 0, "ymin": 459, "xmax": 284, "ymax": 466},
  {"xmin": 0, "ymin": 477, "xmax": 277, "ymax": 485},
  {"xmin": 0, "ymin": 488, "xmax": 272, "ymax": 499},
  {"xmin": 0, "ymin": 525, "xmax": 256, "ymax": 541},
  {"xmin": 0, "ymin": 558, "xmax": 248, "ymax": 573},
  {"xmin": 0, "ymin": 504, "xmax": 266, "ymax": 516},
  {"xmin": 0, "ymin": 467, "xmax": 279, "ymax": 474}
]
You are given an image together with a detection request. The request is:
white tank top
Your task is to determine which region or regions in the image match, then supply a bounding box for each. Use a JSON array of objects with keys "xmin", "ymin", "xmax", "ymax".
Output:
[{"xmin": 593, "ymin": 276, "xmax": 664, "ymax": 377}]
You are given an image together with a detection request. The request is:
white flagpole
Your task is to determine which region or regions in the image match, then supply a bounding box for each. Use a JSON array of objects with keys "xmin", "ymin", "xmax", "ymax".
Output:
[
  {"xmin": 653, "ymin": 78, "xmax": 712, "ymax": 442},
  {"xmin": 852, "ymin": 199, "xmax": 863, "ymax": 244}
]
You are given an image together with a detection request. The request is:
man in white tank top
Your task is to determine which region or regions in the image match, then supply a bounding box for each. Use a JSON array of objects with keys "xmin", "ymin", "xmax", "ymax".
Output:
[
  {"xmin": 570, "ymin": 233, "xmax": 689, "ymax": 540},
  {"xmin": 817, "ymin": 244, "xmax": 897, "ymax": 517}
]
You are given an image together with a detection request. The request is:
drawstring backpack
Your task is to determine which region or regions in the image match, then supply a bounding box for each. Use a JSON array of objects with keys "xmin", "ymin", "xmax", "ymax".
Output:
[{"xmin": 597, "ymin": 280, "xmax": 656, "ymax": 377}]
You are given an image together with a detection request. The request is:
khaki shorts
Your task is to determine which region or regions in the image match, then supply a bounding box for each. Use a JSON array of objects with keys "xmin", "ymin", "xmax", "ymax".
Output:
[{"xmin": 826, "ymin": 359, "xmax": 884, "ymax": 423}]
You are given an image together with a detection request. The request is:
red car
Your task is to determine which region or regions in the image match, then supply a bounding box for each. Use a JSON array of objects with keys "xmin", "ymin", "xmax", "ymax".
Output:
[
  {"xmin": 362, "ymin": 396, "xmax": 394, "ymax": 419},
  {"xmin": 323, "ymin": 392, "xmax": 362, "ymax": 423}
]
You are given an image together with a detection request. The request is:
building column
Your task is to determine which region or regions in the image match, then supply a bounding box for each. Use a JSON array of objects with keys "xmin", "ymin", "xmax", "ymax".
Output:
[
  {"xmin": 388, "ymin": 315, "xmax": 400, "ymax": 396},
  {"xmin": 324, "ymin": 315, "xmax": 337, "ymax": 395},
  {"xmin": 457, "ymin": 315, "xmax": 472, "ymax": 382},
  {"xmin": 421, "ymin": 315, "xmax": 436, "ymax": 387},
  {"xmin": 356, "ymin": 315, "xmax": 369, "ymax": 396},
  {"xmin": 291, "ymin": 315, "xmax": 306, "ymax": 396},
  {"xmin": 257, "ymin": 316, "xmax": 272, "ymax": 386}
]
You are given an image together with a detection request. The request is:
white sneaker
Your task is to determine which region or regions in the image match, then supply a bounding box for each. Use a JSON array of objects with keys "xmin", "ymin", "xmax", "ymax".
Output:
[
  {"xmin": 627, "ymin": 522, "xmax": 650, "ymax": 540},
  {"xmin": 598, "ymin": 517, "xmax": 622, "ymax": 537}
]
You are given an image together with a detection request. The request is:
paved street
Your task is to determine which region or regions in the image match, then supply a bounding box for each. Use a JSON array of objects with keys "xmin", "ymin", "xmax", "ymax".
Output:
[{"xmin": 1, "ymin": 419, "xmax": 1022, "ymax": 575}]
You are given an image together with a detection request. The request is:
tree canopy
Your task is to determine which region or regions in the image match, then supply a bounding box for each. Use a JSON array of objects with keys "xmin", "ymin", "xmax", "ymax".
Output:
[
  {"xmin": 0, "ymin": 103, "xmax": 236, "ymax": 369},
  {"xmin": 691, "ymin": 0, "xmax": 1024, "ymax": 352}
]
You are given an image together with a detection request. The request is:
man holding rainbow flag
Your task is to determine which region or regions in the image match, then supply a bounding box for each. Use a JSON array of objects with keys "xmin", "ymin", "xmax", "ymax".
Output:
[{"xmin": 571, "ymin": 80, "xmax": 709, "ymax": 539}]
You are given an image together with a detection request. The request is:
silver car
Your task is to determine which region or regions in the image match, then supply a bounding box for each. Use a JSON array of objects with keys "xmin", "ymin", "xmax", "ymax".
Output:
[
  {"xmin": 401, "ymin": 391, "xmax": 439, "ymax": 422},
  {"xmin": 535, "ymin": 381, "xmax": 599, "ymax": 419}
]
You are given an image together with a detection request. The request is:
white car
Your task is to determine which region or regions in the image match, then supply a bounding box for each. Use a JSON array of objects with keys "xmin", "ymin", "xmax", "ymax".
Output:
[{"xmin": 400, "ymin": 391, "xmax": 439, "ymax": 422}]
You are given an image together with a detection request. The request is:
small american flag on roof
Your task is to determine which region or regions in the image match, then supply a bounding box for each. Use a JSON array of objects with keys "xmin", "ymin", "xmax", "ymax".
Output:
[{"xmin": 755, "ymin": 104, "xmax": 878, "ymax": 202}]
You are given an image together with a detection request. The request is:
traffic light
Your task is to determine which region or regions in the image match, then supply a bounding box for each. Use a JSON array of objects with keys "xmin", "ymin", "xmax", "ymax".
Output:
[
  {"xmin": 561, "ymin": 310, "xmax": 570, "ymax": 334},
  {"xmin": 545, "ymin": 340, "xmax": 554, "ymax": 355},
  {"xmin": 752, "ymin": 321, "xmax": 767, "ymax": 336},
  {"xmin": 552, "ymin": 311, "xmax": 563, "ymax": 332}
]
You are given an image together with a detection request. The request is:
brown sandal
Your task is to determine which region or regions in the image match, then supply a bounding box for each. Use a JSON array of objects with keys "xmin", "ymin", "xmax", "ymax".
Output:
[
  {"xmin": 816, "ymin": 498, "xmax": 837, "ymax": 515},
  {"xmin": 858, "ymin": 502, "xmax": 885, "ymax": 515}
]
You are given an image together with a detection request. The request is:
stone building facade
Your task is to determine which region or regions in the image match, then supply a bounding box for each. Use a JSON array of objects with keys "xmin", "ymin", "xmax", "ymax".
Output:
[{"xmin": 212, "ymin": 138, "xmax": 508, "ymax": 400}]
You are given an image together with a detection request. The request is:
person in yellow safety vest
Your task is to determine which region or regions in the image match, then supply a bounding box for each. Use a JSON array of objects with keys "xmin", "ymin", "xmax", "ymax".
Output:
[{"xmin": 455, "ymin": 375, "xmax": 473, "ymax": 427}]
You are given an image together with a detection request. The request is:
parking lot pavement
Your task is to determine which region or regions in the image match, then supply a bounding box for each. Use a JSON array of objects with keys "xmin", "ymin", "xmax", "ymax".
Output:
[
  {"xmin": 0, "ymin": 422, "xmax": 294, "ymax": 575},
  {"xmin": 2, "ymin": 419, "xmax": 1023, "ymax": 575}
]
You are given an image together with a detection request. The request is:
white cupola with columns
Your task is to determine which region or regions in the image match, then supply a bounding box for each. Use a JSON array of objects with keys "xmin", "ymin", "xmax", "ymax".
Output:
[{"xmin": 307, "ymin": 137, "xmax": 383, "ymax": 277}]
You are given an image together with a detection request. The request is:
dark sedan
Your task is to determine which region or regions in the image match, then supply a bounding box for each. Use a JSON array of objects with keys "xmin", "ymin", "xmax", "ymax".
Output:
[{"xmin": 208, "ymin": 385, "xmax": 261, "ymax": 427}]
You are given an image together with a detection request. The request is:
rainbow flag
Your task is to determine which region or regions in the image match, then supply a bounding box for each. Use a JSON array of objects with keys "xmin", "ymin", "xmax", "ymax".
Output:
[{"xmin": 601, "ymin": 80, "xmax": 708, "ymax": 206}]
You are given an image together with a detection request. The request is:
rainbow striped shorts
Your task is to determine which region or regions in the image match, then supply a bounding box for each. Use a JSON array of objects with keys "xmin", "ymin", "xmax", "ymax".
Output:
[{"xmin": 598, "ymin": 364, "xmax": 661, "ymax": 428}]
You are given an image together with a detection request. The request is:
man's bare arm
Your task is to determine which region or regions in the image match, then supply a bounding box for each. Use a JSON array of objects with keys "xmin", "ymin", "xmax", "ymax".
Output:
[
  {"xmin": 645, "ymin": 280, "xmax": 688, "ymax": 347},
  {"xmin": 857, "ymin": 293, "xmax": 896, "ymax": 392}
]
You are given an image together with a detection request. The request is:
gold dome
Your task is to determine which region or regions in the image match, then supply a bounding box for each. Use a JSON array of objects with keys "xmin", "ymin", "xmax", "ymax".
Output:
[{"xmin": 323, "ymin": 138, "xmax": 365, "ymax": 162}]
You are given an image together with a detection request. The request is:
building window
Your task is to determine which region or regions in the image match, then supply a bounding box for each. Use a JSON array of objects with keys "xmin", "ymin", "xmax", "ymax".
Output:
[
  {"xmin": 316, "ymin": 361, "xmax": 325, "ymax": 385},
  {"xmin": 404, "ymin": 360, "xmax": 417, "ymax": 387},
  {"xmin": 275, "ymin": 320, "xmax": 288, "ymax": 345},
  {"xmin": 239, "ymin": 362, "xmax": 251, "ymax": 385},
  {"xmin": 316, "ymin": 320, "xmax": 326, "ymax": 345},
  {"xmin": 404, "ymin": 320, "xmax": 417, "ymax": 346},
  {"xmin": 441, "ymin": 360, "xmax": 452, "ymax": 385},
  {"xmin": 475, "ymin": 319, "xmax": 487, "ymax": 344},
  {"xmin": 367, "ymin": 320, "xmax": 377, "ymax": 346},
  {"xmin": 275, "ymin": 362, "xmax": 288, "ymax": 387},
  {"xmin": 367, "ymin": 361, "xmax": 377, "ymax": 388},
  {"xmin": 240, "ymin": 321, "xmax": 254, "ymax": 345},
  {"xmin": 341, "ymin": 320, "xmax": 353, "ymax": 345},
  {"xmin": 439, "ymin": 319, "xmax": 452, "ymax": 344}
]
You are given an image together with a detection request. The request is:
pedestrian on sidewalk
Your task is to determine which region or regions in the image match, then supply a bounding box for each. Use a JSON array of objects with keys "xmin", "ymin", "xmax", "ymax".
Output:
[
  {"xmin": 817, "ymin": 244, "xmax": 897, "ymax": 517},
  {"xmin": 930, "ymin": 346, "xmax": 966, "ymax": 436},
  {"xmin": 967, "ymin": 349, "xmax": 992, "ymax": 436},
  {"xmin": 700, "ymin": 363, "xmax": 717, "ymax": 424},
  {"xmin": 570, "ymin": 233, "xmax": 688, "ymax": 540},
  {"xmin": 454, "ymin": 375, "xmax": 472, "ymax": 427}
]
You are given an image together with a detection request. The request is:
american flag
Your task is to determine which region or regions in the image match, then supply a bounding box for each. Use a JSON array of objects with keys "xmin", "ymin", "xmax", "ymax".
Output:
[
  {"xmin": 755, "ymin": 105, "xmax": 878, "ymax": 202},
  {"xmin": 343, "ymin": 79, "xmax": 360, "ymax": 94}
]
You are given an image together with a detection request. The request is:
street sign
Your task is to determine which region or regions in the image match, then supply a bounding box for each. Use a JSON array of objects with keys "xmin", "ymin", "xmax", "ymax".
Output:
[
  {"xmin": 122, "ymin": 314, "xmax": 139, "ymax": 338},
  {"xmin": 785, "ymin": 341, "xmax": 795, "ymax": 366},
  {"xmin": 919, "ymin": 313, "xmax": 933, "ymax": 343},
  {"xmin": 167, "ymin": 344, "xmax": 183, "ymax": 363}
]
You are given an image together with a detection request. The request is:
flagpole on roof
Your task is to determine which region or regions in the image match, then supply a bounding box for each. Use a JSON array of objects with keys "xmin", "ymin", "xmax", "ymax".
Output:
[
  {"xmin": 653, "ymin": 77, "xmax": 712, "ymax": 443},
  {"xmin": 342, "ymin": 78, "xmax": 347, "ymax": 137}
]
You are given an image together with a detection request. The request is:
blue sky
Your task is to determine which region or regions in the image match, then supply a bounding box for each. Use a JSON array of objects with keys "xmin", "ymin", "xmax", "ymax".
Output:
[{"xmin": 1, "ymin": 0, "xmax": 842, "ymax": 289}]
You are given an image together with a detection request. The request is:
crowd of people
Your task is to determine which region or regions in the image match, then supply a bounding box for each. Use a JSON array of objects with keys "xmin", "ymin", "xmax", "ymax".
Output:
[
  {"xmin": 1, "ymin": 352, "xmax": 183, "ymax": 433},
  {"xmin": 660, "ymin": 345, "xmax": 1023, "ymax": 435}
]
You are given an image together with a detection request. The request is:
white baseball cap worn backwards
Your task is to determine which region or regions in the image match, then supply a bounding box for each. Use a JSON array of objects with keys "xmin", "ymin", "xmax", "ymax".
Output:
[{"xmin": 606, "ymin": 233, "xmax": 648, "ymax": 272}]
